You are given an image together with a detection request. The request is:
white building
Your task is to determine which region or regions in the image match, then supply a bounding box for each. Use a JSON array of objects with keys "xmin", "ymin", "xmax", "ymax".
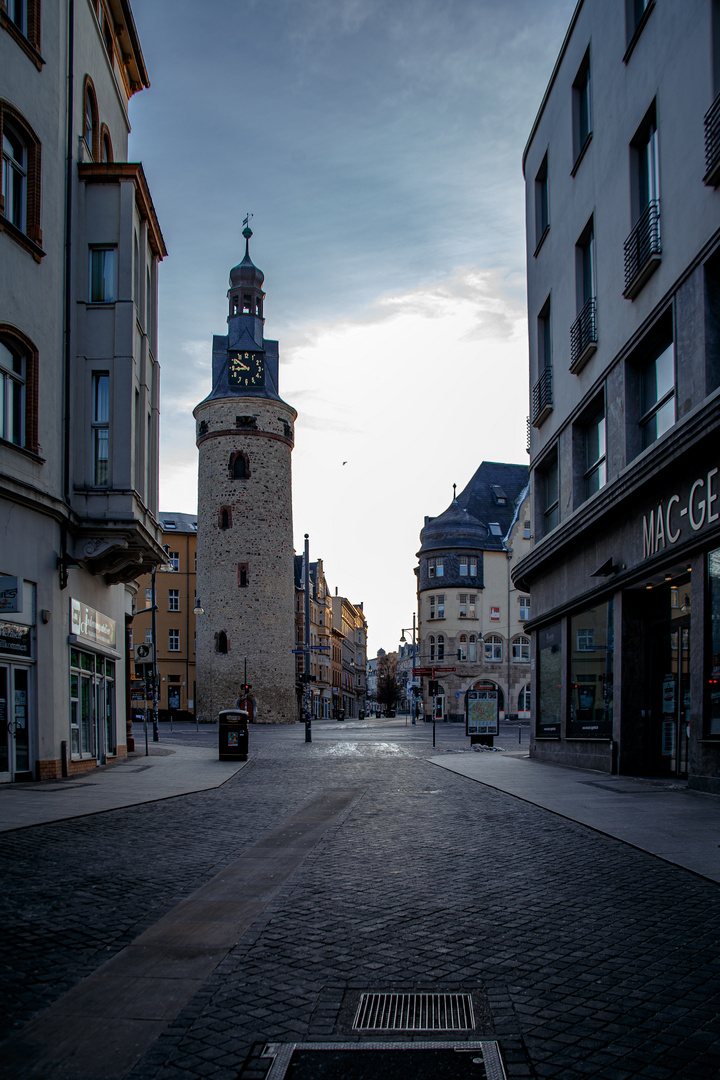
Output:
[
  {"xmin": 514, "ymin": 0, "xmax": 720, "ymax": 788},
  {"xmin": 1, "ymin": 0, "xmax": 166, "ymax": 780}
]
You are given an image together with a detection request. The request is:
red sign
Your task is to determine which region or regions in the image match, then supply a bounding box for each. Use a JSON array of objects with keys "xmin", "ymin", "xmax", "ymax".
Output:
[{"xmin": 413, "ymin": 667, "xmax": 457, "ymax": 676}]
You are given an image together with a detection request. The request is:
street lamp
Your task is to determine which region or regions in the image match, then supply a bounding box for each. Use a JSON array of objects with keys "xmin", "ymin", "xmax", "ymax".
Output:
[{"xmin": 400, "ymin": 614, "xmax": 418, "ymax": 725}]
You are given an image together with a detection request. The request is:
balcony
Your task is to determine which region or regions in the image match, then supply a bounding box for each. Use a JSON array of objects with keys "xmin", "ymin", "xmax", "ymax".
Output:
[
  {"xmin": 623, "ymin": 200, "xmax": 661, "ymax": 299},
  {"xmin": 704, "ymin": 93, "xmax": 720, "ymax": 186},
  {"xmin": 569, "ymin": 297, "xmax": 597, "ymax": 373},
  {"xmin": 531, "ymin": 366, "xmax": 553, "ymax": 426}
]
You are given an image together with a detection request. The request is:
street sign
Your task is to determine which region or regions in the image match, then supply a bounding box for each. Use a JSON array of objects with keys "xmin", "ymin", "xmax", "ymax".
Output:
[
  {"xmin": 413, "ymin": 667, "xmax": 457, "ymax": 675},
  {"xmin": 135, "ymin": 642, "xmax": 154, "ymax": 663}
]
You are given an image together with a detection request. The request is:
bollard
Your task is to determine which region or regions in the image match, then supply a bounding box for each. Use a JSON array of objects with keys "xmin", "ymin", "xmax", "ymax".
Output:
[{"xmin": 519, "ymin": 726, "xmax": 522, "ymax": 744}]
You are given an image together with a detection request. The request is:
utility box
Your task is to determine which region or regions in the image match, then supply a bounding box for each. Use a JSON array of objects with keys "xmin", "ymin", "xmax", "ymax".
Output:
[{"xmin": 218, "ymin": 709, "xmax": 249, "ymax": 761}]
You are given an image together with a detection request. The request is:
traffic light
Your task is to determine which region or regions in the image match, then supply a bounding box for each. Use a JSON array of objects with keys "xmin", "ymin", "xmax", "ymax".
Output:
[{"xmin": 241, "ymin": 684, "xmax": 252, "ymax": 693}]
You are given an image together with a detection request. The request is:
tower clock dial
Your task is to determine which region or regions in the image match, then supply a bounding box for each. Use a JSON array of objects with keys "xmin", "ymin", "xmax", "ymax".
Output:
[{"xmin": 228, "ymin": 351, "xmax": 265, "ymax": 388}]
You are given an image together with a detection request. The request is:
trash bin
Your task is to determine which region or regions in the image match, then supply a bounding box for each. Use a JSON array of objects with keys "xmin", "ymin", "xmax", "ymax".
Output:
[{"xmin": 218, "ymin": 709, "xmax": 249, "ymax": 761}]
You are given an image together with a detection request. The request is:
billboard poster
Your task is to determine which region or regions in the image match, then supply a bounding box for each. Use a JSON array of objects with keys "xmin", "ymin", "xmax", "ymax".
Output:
[{"xmin": 467, "ymin": 691, "xmax": 498, "ymax": 735}]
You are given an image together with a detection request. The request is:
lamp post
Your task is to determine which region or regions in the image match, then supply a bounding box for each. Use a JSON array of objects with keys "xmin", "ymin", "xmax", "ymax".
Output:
[{"xmin": 400, "ymin": 614, "xmax": 418, "ymax": 725}]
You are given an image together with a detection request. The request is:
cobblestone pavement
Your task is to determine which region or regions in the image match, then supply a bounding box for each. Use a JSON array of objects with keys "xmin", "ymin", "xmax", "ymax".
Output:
[{"xmin": 2, "ymin": 719, "xmax": 720, "ymax": 1079}]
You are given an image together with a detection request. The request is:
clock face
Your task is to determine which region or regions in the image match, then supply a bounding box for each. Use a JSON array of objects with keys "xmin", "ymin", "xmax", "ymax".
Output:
[{"xmin": 228, "ymin": 351, "xmax": 264, "ymax": 388}]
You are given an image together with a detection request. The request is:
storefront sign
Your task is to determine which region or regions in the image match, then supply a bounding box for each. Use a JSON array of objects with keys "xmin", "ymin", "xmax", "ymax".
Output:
[
  {"xmin": 0, "ymin": 621, "xmax": 32, "ymax": 657},
  {"xmin": 642, "ymin": 467, "xmax": 719, "ymax": 559},
  {"xmin": 70, "ymin": 599, "xmax": 116, "ymax": 648},
  {"xmin": 0, "ymin": 577, "xmax": 22, "ymax": 614}
]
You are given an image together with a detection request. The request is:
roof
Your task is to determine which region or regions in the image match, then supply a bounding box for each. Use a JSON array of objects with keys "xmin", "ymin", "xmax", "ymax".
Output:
[
  {"xmin": 418, "ymin": 461, "xmax": 529, "ymax": 555},
  {"xmin": 158, "ymin": 512, "xmax": 198, "ymax": 535}
]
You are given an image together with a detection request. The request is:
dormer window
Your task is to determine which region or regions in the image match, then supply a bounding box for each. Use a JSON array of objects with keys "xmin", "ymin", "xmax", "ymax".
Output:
[
  {"xmin": 489, "ymin": 523, "xmax": 502, "ymax": 536},
  {"xmin": 491, "ymin": 485, "xmax": 507, "ymax": 505}
]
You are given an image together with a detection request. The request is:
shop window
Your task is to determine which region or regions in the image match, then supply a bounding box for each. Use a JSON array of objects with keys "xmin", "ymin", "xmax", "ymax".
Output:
[
  {"xmin": 537, "ymin": 624, "xmax": 562, "ymax": 737},
  {"xmin": 1, "ymin": 102, "xmax": 42, "ymax": 251},
  {"xmin": 569, "ymin": 600, "xmax": 614, "ymax": 738}
]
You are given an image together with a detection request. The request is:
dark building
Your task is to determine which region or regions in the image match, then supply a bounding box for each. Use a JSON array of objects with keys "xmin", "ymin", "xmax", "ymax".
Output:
[{"xmin": 515, "ymin": 0, "xmax": 720, "ymax": 791}]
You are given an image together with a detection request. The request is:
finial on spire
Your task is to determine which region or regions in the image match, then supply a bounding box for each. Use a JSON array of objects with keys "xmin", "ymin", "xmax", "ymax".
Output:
[
  {"xmin": 242, "ymin": 213, "xmax": 253, "ymax": 243},
  {"xmin": 453, "ymin": 483, "xmax": 457, "ymax": 501}
]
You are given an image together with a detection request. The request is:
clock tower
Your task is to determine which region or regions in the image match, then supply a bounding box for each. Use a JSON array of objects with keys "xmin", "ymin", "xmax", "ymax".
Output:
[{"xmin": 193, "ymin": 226, "xmax": 297, "ymax": 723}]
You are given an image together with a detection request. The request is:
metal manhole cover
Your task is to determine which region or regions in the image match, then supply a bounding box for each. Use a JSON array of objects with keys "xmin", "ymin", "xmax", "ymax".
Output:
[
  {"xmin": 353, "ymin": 992, "xmax": 475, "ymax": 1031},
  {"xmin": 259, "ymin": 1041, "xmax": 507, "ymax": 1080}
]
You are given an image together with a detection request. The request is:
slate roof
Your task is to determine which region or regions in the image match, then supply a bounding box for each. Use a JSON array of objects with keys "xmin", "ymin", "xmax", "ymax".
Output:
[
  {"xmin": 418, "ymin": 461, "xmax": 529, "ymax": 555},
  {"xmin": 157, "ymin": 511, "xmax": 198, "ymax": 534}
]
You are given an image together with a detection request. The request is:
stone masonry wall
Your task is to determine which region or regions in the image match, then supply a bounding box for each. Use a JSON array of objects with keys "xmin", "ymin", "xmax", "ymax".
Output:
[{"xmin": 194, "ymin": 396, "xmax": 297, "ymax": 724}]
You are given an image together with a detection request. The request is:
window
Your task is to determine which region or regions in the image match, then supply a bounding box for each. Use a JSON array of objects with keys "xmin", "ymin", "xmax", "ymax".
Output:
[
  {"xmin": 436, "ymin": 595, "xmax": 445, "ymax": 619},
  {"xmin": 219, "ymin": 506, "xmax": 231, "ymax": 530},
  {"xmin": 133, "ymin": 232, "xmax": 140, "ymax": 307},
  {"xmin": 519, "ymin": 596, "xmax": 531, "ymax": 622},
  {"xmin": 230, "ymin": 451, "xmax": 249, "ymax": 479},
  {"xmin": 92, "ymin": 372, "xmax": 109, "ymax": 485},
  {"xmin": 533, "ymin": 297, "xmax": 553, "ymax": 424},
  {"xmin": 625, "ymin": 103, "xmax": 661, "ymax": 297},
  {"xmin": 468, "ymin": 635, "xmax": 477, "ymax": 663},
  {"xmin": 6, "ymin": 0, "xmax": 28, "ymax": 35},
  {"xmin": 458, "ymin": 634, "xmax": 467, "ymax": 661},
  {"xmin": 538, "ymin": 451, "xmax": 559, "ymax": 533},
  {"xmin": 485, "ymin": 635, "xmax": 502, "ymax": 662},
  {"xmin": 145, "ymin": 588, "xmax": 151, "ymax": 603},
  {"xmin": 513, "ymin": 636, "xmax": 530, "ymax": 662},
  {"xmin": 584, "ymin": 405, "xmax": 607, "ymax": 498},
  {"xmin": 469, "ymin": 556, "xmax": 478, "ymax": 576},
  {"xmin": 2, "ymin": 124, "xmax": 26, "ymax": 230},
  {"xmin": 429, "ymin": 596, "xmax": 435, "ymax": 620},
  {"xmin": 469, "ymin": 595, "xmax": 476, "ymax": 618},
  {"xmin": 238, "ymin": 562, "xmax": 248, "ymax": 588},
  {"xmin": 429, "ymin": 635, "xmax": 435, "ymax": 662},
  {"xmin": 216, "ymin": 630, "xmax": 228, "ymax": 654},
  {"xmin": 523, "ymin": 521, "xmax": 531, "ymax": 539},
  {"xmin": 571, "ymin": 217, "xmax": 597, "ymax": 370},
  {"xmin": 708, "ymin": 548, "xmax": 720, "ymax": 734},
  {"xmin": 625, "ymin": 0, "xmax": 654, "ymax": 57},
  {"xmin": 519, "ymin": 684, "xmax": 532, "ymax": 712},
  {"xmin": 168, "ymin": 629, "xmax": 180, "ymax": 651},
  {"xmin": 489, "ymin": 523, "xmax": 502, "ymax": 536},
  {"xmin": 168, "ymin": 589, "xmax": 179, "ymax": 612},
  {"xmin": 0, "ymin": 336, "xmax": 26, "ymax": 446},
  {"xmin": 437, "ymin": 635, "xmax": 445, "ymax": 661},
  {"xmin": 0, "ymin": 103, "xmax": 41, "ymax": 249},
  {"xmin": 534, "ymin": 152, "xmax": 549, "ymax": 251},
  {"xmin": 90, "ymin": 248, "xmax": 115, "ymax": 303},
  {"xmin": 570, "ymin": 601, "xmax": 614, "ymax": 738},
  {"xmin": 641, "ymin": 341, "xmax": 675, "ymax": 448},
  {"xmin": 572, "ymin": 48, "xmax": 592, "ymax": 169},
  {"xmin": 537, "ymin": 623, "xmax": 562, "ymax": 737},
  {"xmin": 459, "ymin": 556, "xmax": 468, "ymax": 576},
  {"xmin": 168, "ymin": 551, "xmax": 180, "ymax": 572},
  {"xmin": 145, "ymin": 628, "xmax": 152, "ymax": 643},
  {"xmin": 538, "ymin": 297, "xmax": 552, "ymax": 372},
  {"xmin": 84, "ymin": 79, "xmax": 98, "ymax": 160},
  {"xmin": 428, "ymin": 557, "xmax": 444, "ymax": 578},
  {"xmin": 459, "ymin": 594, "xmax": 467, "ymax": 618},
  {"xmin": 100, "ymin": 125, "xmax": 113, "ymax": 163}
]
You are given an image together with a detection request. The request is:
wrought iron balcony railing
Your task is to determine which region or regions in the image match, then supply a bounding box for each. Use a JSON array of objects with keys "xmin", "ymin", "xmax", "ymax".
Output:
[
  {"xmin": 704, "ymin": 92, "xmax": 720, "ymax": 186},
  {"xmin": 569, "ymin": 297, "xmax": 597, "ymax": 372},
  {"xmin": 623, "ymin": 199, "xmax": 661, "ymax": 299},
  {"xmin": 531, "ymin": 366, "xmax": 553, "ymax": 426}
]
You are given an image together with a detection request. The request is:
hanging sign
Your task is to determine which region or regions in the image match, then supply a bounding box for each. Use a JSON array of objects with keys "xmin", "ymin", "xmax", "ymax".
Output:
[{"xmin": 70, "ymin": 599, "xmax": 116, "ymax": 648}]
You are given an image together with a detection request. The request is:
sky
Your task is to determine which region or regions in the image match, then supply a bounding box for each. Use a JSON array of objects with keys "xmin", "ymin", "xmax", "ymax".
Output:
[{"xmin": 128, "ymin": 0, "xmax": 577, "ymax": 658}]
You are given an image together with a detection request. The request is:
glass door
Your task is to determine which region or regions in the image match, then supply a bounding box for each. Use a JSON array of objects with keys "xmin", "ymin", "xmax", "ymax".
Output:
[
  {"xmin": 0, "ymin": 664, "xmax": 31, "ymax": 781},
  {"xmin": 650, "ymin": 615, "xmax": 690, "ymax": 778}
]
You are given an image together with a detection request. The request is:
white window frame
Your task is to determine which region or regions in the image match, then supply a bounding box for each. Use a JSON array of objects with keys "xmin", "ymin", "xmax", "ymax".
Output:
[
  {"xmin": 168, "ymin": 629, "xmax": 180, "ymax": 652},
  {"xmin": 485, "ymin": 635, "xmax": 503, "ymax": 662}
]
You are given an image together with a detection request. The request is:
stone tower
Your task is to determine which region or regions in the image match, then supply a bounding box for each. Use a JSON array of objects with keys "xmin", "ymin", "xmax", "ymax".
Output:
[{"xmin": 194, "ymin": 226, "xmax": 297, "ymax": 723}]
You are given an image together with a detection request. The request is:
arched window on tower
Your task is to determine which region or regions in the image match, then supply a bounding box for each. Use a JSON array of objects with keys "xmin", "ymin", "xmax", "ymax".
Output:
[
  {"xmin": 216, "ymin": 631, "xmax": 228, "ymax": 654},
  {"xmin": 229, "ymin": 451, "xmax": 249, "ymax": 479},
  {"xmin": 219, "ymin": 506, "xmax": 231, "ymax": 530}
]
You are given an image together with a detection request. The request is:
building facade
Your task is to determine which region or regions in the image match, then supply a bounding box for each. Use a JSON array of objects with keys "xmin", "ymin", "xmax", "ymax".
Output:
[
  {"xmin": 294, "ymin": 556, "xmax": 333, "ymax": 720},
  {"xmin": 194, "ymin": 227, "xmax": 297, "ymax": 724},
  {"xmin": 417, "ymin": 463, "xmax": 531, "ymax": 723},
  {"xmin": 514, "ymin": 0, "xmax": 720, "ymax": 790},
  {"xmin": 0, "ymin": 0, "xmax": 165, "ymax": 780},
  {"xmin": 330, "ymin": 594, "xmax": 367, "ymax": 719},
  {"xmin": 133, "ymin": 512, "xmax": 197, "ymax": 723}
]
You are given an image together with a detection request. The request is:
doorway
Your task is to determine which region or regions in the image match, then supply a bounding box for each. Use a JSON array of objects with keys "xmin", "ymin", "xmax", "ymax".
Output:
[
  {"xmin": 0, "ymin": 664, "xmax": 31, "ymax": 782},
  {"xmin": 648, "ymin": 614, "xmax": 690, "ymax": 778}
]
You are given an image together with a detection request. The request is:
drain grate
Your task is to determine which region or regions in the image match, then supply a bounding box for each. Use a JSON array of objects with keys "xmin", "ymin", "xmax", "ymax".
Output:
[{"xmin": 353, "ymin": 992, "xmax": 475, "ymax": 1031}]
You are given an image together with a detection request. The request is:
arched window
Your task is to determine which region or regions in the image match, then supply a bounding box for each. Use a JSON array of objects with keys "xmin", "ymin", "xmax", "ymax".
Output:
[
  {"xmin": 83, "ymin": 77, "xmax": 99, "ymax": 160},
  {"xmin": 512, "ymin": 635, "xmax": 530, "ymax": 662},
  {"xmin": 229, "ymin": 451, "xmax": 249, "ymax": 479},
  {"xmin": 1, "ymin": 102, "xmax": 42, "ymax": 248},
  {"xmin": 216, "ymin": 630, "xmax": 228, "ymax": 654},
  {"xmin": 219, "ymin": 506, "xmax": 231, "ymax": 530},
  {"xmin": 429, "ymin": 635, "xmax": 435, "ymax": 662},
  {"xmin": 468, "ymin": 634, "xmax": 477, "ymax": 663},
  {"xmin": 484, "ymin": 634, "xmax": 503, "ymax": 662},
  {"xmin": 0, "ymin": 326, "xmax": 38, "ymax": 452},
  {"xmin": 458, "ymin": 634, "xmax": 467, "ymax": 662},
  {"xmin": 100, "ymin": 124, "xmax": 113, "ymax": 163},
  {"xmin": 437, "ymin": 634, "xmax": 445, "ymax": 661}
]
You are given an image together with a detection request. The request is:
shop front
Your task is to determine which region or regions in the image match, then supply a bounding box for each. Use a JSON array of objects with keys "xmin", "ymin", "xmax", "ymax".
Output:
[
  {"xmin": 0, "ymin": 578, "xmax": 36, "ymax": 783},
  {"xmin": 68, "ymin": 599, "xmax": 119, "ymax": 769},
  {"xmin": 524, "ymin": 445, "xmax": 720, "ymax": 792}
]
